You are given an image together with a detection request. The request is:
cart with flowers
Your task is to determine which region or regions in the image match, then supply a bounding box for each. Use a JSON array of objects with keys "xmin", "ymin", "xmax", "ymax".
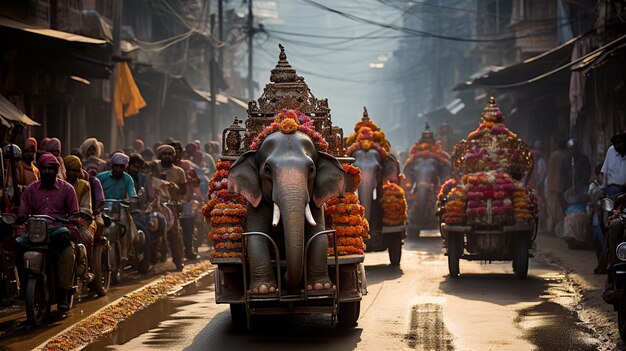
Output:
[
  {"xmin": 437, "ymin": 97, "xmax": 537, "ymax": 278},
  {"xmin": 204, "ymin": 46, "xmax": 367, "ymax": 329}
]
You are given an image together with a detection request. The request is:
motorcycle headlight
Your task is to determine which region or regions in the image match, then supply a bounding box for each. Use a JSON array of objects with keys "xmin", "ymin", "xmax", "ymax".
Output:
[
  {"xmin": 617, "ymin": 243, "xmax": 626, "ymax": 262},
  {"xmin": 28, "ymin": 219, "xmax": 48, "ymax": 243}
]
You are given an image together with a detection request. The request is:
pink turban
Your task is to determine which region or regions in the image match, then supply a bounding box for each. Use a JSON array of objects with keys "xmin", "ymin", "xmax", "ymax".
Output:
[
  {"xmin": 134, "ymin": 139, "xmax": 145, "ymax": 152},
  {"xmin": 38, "ymin": 153, "xmax": 60, "ymax": 167},
  {"xmin": 110, "ymin": 152, "xmax": 130, "ymax": 166},
  {"xmin": 25, "ymin": 137, "xmax": 37, "ymax": 151},
  {"xmin": 44, "ymin": 138, "xmax": 61, "ymax": 153}
]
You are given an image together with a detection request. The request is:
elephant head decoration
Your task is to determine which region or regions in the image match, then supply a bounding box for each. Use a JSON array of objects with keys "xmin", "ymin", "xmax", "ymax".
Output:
[
  {"xmin": 345, "ymin": 108, "xmax": 401, "ymax": 250},
  {"xmin": 403, "ymin": 127, "xmax": 452, "ymax": 233},
  {"xmin": 228, "ymin": 114, "xmax": 345, "ymax": 294}
]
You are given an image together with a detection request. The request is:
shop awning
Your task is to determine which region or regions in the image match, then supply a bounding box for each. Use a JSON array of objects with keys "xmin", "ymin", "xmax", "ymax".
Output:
[
  {"xmin": 457, "ymin": 34, "xmax": 626, "ymax": 90},
  {"xmin": 0, "ymin": 16, "xmax": 112, "ymax": 79},
  {"xmin": 0, "ymin": 94, "xmax": 40, "ymax": 126},
  {"xmin": 0, "ymin": 16, "xmax": 106, "ymax": 44}
]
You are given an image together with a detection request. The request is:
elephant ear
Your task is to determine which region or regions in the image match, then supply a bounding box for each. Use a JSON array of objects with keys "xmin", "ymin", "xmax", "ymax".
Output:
[
  {"xmin": 313, "ymin": 151, "xmax": 345, "ymax": 208},
  {"xmin": 383, "ymin": 153, "xmax": 401, "ymax": 184},
  {"xmin": 228, "ymin": 151, "xmax": 262, "ymax": 208}
]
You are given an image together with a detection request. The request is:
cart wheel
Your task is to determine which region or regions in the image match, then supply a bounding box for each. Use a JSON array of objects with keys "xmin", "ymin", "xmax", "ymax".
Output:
[
  {"xmin": 514, "ymin": 234, "xmax": 529, "ymax": 279},
  {"xmin": 388, "ymin": 233, "xmax": 402, "ymax": 266},
  {"xmin": 230, "ymin": 304, "xmax": 248, "ymax": 330},
  {"xmin": 447, "ymin": 233, "xmax": 461, "ymax": 278},
  {"xmin": 338, "ymin": 301, "xmax": 360, "ymax": 328}
]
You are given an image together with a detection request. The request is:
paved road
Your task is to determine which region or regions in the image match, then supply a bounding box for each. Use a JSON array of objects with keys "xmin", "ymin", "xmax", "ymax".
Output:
[
  {"xmin": 0, "ymin": 259, "xmax": 185, "ymax": 351},
  {"xmin": 90, "ymin": 231, "xmax": 600, "ymax": 351}
]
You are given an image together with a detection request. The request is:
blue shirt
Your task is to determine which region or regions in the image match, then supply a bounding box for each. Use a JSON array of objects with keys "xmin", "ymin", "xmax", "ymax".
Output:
[{"xmin": 96, "ymin": 171, "xmax": 137, "ymax": 200}]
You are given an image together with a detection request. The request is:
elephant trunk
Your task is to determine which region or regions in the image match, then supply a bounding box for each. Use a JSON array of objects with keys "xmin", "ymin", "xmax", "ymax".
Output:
[
  {"xmin": 358, "ymin": 172, "xmax": 376, "ymax": 224},
  {"xmin": 275, "ymin": 182, "xmax": 308, "ymax": 289}
]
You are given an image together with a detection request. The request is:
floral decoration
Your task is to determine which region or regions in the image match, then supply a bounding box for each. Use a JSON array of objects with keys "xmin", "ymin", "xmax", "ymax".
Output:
[
  {"xmin": 382, "ymin": 181, "xmax": 408, "ymax": 226},
  {"xmin": 404, "ymin": 141, "xmax": 451, "ymax": 167},
  {"xmin": 345, "ymin": 117, "xmax": 391, "ymax": 159},
  {"xmin": 325, "ymin": 165, "xmax": 370, "ymax": 256},
  {"xmin": 250, "ymin": 109, "xmax": 329, "ymax": 152}
]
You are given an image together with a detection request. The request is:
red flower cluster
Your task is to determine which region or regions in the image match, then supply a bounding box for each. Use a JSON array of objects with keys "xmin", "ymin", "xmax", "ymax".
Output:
[{"xmin": 404, "ymin": 141, "xmax": 450, "ymax": 168}]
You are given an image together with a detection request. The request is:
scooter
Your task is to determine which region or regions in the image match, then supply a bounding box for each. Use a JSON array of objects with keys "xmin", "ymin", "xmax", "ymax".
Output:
[
  {"xmin": 0, "ymin": 213, "xmax": 19, "ymax": 305},
  {"xmin": 603, "ymin": 197, "xmax": 626, "ymax": 340},
  {"xmin": 22, "ymin": 212, "xmax": 92, "ymax": 326},
  {"xmin": 103, "ymin": 199, "xmax": 149, "ymax": 285}
]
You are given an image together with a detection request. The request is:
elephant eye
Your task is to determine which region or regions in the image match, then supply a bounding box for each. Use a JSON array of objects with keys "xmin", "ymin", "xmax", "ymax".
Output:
[{"xmin": 264, "ymin": 165, "xmax": 271, "ymax": 175}]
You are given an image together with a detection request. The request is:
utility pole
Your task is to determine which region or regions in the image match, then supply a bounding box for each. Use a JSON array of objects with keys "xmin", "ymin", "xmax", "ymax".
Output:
[
  {"xmin": 109, "ymin": 0, "xmax": 123, "ymax": 152},
  {"xmin": 209, "ymin": 13, "xmax": 217, "ymax": 141},
  {"xmin": 218, "ymin": 0, "xmax": 224, "ymax": 69},
  {"xmin": 247, "ymin": 0, "xmax": 254, "ymax": 100}
]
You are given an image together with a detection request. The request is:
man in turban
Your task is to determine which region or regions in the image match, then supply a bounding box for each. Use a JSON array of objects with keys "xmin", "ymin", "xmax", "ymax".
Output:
[
  {"xmin": 80, "ymin": 138, "xmax": 107, "ymax": 175},
  {"xmin": 17, "ymin": 137, "xmax": 40, "ymax": 186},
  {"xmin": 64, "ymin": 155, "xmax": 96, "ymax": 285},
  {"xmin": 155, "ymin": 144, "xmax": 186, "ymax": 270},
  {"xmin": 17, "ymin": 153, "xmax": 79, "ymax": 312},
  {"xmin": 43, "ymin": 137, "xmax": 66, "ymax": 180},
  {"xmin": 97, "ymin": 152, "xmax": 137, "ymax": 265}
]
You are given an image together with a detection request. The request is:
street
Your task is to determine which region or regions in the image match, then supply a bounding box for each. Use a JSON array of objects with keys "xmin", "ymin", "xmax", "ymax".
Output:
[{"xmin": 78, "ymin": 231, "xmax": 605, "ymax": 351}]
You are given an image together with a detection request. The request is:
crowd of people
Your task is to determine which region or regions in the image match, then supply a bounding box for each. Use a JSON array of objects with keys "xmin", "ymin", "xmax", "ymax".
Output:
[
  {"xmin": 8, "ymin": 136, "xmax": 221, "ymax": 311},
  {"xmin": 527, "ymin": 132, "xmax": 626, "ymax": 302}
]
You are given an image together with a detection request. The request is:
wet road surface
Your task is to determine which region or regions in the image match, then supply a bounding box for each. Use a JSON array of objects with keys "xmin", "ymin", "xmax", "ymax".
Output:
[{"xmin": 89, "ymin": 230, "xmax": 599, "ymax": 351}]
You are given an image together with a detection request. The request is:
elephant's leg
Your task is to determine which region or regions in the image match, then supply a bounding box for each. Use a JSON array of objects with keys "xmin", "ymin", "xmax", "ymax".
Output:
[
  {"xmin": 305, "ymin": 205, "xmax": 332, "ymax": 291},
  {"xmin": 246, "ymin": 203, "xmax": 276, "ymax": 294}
]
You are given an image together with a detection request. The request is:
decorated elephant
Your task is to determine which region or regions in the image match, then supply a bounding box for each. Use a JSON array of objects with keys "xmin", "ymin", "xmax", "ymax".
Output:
[
  {"xmin": 228, "ymin": 110, "xmax": 345, "ymax": 294},
  {"xmin": 346, "ymin": 108, "xmax": 405, "ymax": 264},
  {"xmin": 403, "ymin": 124, "xmax": 452, "ymax": 236}
]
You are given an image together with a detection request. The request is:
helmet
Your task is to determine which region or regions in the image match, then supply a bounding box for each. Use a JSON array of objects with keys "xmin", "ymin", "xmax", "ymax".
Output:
[{"xmin": 2, "ymin": 144, "xmax": 22, "ymax": 160}]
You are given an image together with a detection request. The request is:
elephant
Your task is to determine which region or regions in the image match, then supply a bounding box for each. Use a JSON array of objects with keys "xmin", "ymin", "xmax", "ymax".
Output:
[
  {"xmin": 403, "ymin": 157, "xmax": 452, "ymax": 235},
  {"xmin": 228, "ymin": 131, "xmax": 345, "ymax": 294},
  {"xmin": 352, "ymin": 149, "xmax": 401, "ymax": 251}
]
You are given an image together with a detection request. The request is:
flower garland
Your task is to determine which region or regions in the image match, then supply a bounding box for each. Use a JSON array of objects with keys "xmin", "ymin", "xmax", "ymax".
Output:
[
  {"xmin": 512, "ymin": 183, "xmax": 537, "ymax": 223},
  {"xmin": 249, "ymin": 109, "xmax": 329, "ymax": 152},
  {"xmin": 203, "ymin": 159, "xmax": 247, "ymax": 259},
  {"xmin": 443, "ymin": 187, "xmax": 467, "ymax": 224},
  {"xmin": 345, "ymin": 117, "xmax": 391, "ymax": 159},
  {"xmin": 404, "ymin": 141, "xmax": 451, "ymax": 167},
  {"xmin": 463, "ymin": 171, "xmax": 515, "ymax": 225},
  {"xmin": 325, "ymin": 165, "xmax": 370, "ymax": 256},
  {"xmin": 382, "ymin": 181, "xmax": 408, "ymax": 226}
]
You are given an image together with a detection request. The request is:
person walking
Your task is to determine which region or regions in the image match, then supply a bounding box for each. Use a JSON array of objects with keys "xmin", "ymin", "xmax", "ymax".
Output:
[{"xmin": 545, "ymin": 139, "xmax": 568, "ymax": 234}]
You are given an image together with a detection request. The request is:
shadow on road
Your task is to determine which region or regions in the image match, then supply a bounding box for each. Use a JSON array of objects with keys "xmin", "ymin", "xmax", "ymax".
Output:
[
  {"xmin": 364, "ymin": 264, "xmax": 403, "ymax": 285},
  {"xmin": 438, "ymin": 273, "xmax": 547, "ymax": 306},
  {"xmin": 185, "ymin": 309, "xmax": 363, "ymax": 351}
]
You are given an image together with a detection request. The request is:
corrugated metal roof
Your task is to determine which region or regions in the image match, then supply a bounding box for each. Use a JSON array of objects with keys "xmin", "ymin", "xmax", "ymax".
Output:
[{"xmin": 0, "ymin": 94, "xmax": 40, "ymax": 126}]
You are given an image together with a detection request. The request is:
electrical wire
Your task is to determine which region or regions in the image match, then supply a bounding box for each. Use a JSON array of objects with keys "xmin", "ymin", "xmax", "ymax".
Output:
[{"xmin": 299, "ymin": 0, "xmax": 592, "ymax": 43}]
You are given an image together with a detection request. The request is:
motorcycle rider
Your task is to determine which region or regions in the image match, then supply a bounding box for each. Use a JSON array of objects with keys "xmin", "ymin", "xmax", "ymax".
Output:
[
  {"xmin": 96, "ymin": 152, "xmax": 137, "ymax": 264},
  {"xmin": 128, "ymin": 153, "xmax": 166, "ymax": 265},
  {"xmin": 155, "ymin": 144, "xmax": 185, "ymax": 271},
  {"xmin": 63, "ymin": 155, "xmax": 96, "ymax": 284},
  {"xmin": 599, "ymin": 131, "xmax": 626, "ymax": 303},
  {"xmin": 16, "ymin": 153, "xmax": 78, "ymax": 312}
]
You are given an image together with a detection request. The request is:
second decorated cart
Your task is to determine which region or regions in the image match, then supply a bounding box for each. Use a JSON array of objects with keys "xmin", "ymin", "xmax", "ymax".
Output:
[{"xmin": 437, "ymin": 97, "xmax": 538, "ymax": 279}]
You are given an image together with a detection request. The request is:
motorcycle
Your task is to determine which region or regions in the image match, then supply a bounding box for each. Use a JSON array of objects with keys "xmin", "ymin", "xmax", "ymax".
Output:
[
  {"xmin": 88, "ymin": 215, "xmax": 111, "ymax": 297},
  {"xmin": 22, "ymin": 212, "xmax": 92, "ymax": 326},
  {"xmin": 603, "ymin": 197, "xmax": 626, "ymax": 340},
  {"xmin": 0, "ymin": 213, "xmax": 18, "ymax": 305},
  {"xmin": 103, "ymin": 199, "xmax": 149, "ymax": 285}
]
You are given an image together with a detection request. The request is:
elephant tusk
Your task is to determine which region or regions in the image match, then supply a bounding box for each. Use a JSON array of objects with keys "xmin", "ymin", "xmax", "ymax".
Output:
[
  {"xmin": 373, "ymin": 187, "xmax": 377, "ymax": 200},
  {"xmin": 272, "ymin": 203, "xmax": 281, "ymax": 227},
  {"xmin": 305, "ymin": 203, "xmax": 317, "ymax": 226}
]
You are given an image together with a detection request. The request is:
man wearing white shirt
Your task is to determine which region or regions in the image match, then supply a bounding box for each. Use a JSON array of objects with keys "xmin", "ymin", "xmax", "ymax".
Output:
[{"xmin": 601, "ymin": 131, "xmax": 626, "ymax": 200}]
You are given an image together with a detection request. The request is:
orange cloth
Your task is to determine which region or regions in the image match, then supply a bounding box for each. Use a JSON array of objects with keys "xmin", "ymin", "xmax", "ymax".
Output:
[{"xmin": 114, "ymin": 62, "xmax": 146, "ymax": 126}]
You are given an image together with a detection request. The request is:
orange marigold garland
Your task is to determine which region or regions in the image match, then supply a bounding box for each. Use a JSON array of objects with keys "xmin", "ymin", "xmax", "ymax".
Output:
[
  {"xmin": 249, "ymin": 109, "xmax": 329, "ymax": 152},
  {"xmin": 204, "ymin": 159, "xmax": 247, "ymax": 258},
  {"xmin": 345, "ymin": 116, "xmax": 391, "ymax": 159},
  {"xmin": 325, "ymin": 164, "xmax": 369, "ymax": 256},
  {"xmin": 382, "ymin": 181, "xmax": 408, "ymax": 226}
]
